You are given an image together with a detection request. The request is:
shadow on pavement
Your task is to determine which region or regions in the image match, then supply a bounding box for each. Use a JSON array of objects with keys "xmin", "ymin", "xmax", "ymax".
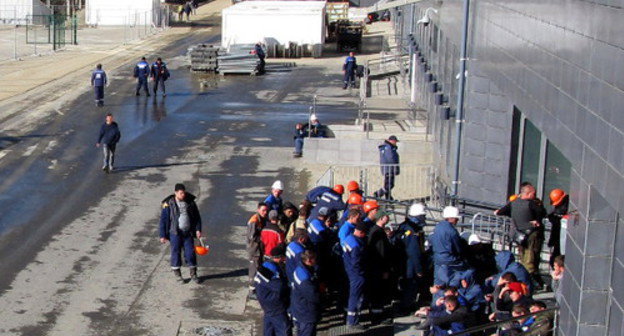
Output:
[{"xmin": 113, "ymin": 160, "xmax": 210, "ymax": 172}]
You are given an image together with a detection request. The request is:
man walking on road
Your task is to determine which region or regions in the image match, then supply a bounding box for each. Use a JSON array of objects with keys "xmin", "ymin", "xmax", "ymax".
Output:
[
  {"xmin": 159, "ymin": 183, "xmax": 203, "ymax": 284},
  {"xmin": 150, "ymin": 57, "xmax": 170, "ymax": 97},
  {"xmin": 134, "ymin": 57, "xmax": 150, "ymax": 96},
  {"xmin": 96, "ymin": 113, "xmax": 121, "ymax": 173},
  {"xmin": 91, "ymin": 63, "xmax": 107, "ymax": 106},
  {"xmin": 374, "ymin": 135, "xmax": 400, "ymax": 200}
]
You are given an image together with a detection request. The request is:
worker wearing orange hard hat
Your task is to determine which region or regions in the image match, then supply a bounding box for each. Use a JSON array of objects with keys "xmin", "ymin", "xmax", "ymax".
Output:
[
  {"xmin": 307, "ymin": 183, "xmax": 347, "ymax": 221},
  {"xmin": 547, "ymin": 189, "xmax": 568, "ymax": 267},
  {"xmin": 362, "ymin": 200, "xmax": 380, "ymax": 227}
]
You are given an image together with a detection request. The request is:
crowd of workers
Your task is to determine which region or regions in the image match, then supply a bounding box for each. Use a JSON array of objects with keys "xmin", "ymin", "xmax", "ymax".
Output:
[{"xmin": 242, "ymin": 178, "xmax": 565, "ymax": 336}]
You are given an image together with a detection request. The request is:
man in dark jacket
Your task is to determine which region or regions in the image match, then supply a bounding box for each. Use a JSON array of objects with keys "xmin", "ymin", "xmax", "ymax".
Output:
[
  {"xmin": 429, "ymin": 206, "xmax": 465, "ymax": 286},
  {"xmin": 308, "ymin": 186, "xmax": 345, "ymax": 220},
  {"xmin": 547, "ymin": 189, "xmax": 568, "ymax": 267},
  {"xmin": 293, "ymin": 123, "xmax": 308, "ymax": 157},
  {"xmin": 286, "ymin": 229, "xmax": 309, "ymax": 283},
  {"xmin": 291, "ymin": 250, "xmax": 320, "ymax": 336},
  {"xmin": 428, "ymin": 295, "xmax": 468, "ymax": 335},
  {"xmin": 255, "ymin": 43, "xmax": 266, "ymax": 74},
  {"xmin": 134, "ymin": 57, "xmax": 150, "ymax": 96},
  {"xmin": 484, "ymin": 251, "xmax": 533, "ymax": 295},
  {"xmin": 495, "ymin": 182, "xmax": 547, "ymax": 285},
  {"xmin": 374, "ymin": 135, "xmax": 400, "ymax": 200},
  {"xmin": 91, "ymin": 63, "xmax": 107, "ymax": 106},
  {"xmin": 397, "ymin": 203, "xmax": 426, "ymax": 312},
  {"xmin": 366, "ymin": 210, "xmax": 393, "ymax": 325},
  {"xmin": 255, "ymin": 244, "xmax": 291, "ymax": 336},
  {"xmin": 96, "ymin": 113, "xmax": 121, "ymax": 173},
  {"xmin": 159, "ymin": 183, "xmax": 203, "ymax": 283},
  {"xmin": 150, "ymin": 57, "xmax": 169, "ymax": 97}
]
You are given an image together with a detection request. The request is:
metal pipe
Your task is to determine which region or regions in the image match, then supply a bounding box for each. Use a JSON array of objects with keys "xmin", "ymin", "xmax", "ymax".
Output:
[{"xmin": 451, "ymin": 0, "xmax": 470, "ymax": 201}]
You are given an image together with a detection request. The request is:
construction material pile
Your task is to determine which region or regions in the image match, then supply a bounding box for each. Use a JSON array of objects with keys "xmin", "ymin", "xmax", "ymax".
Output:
[
  {"xmin": 217, "ymin": 44, "xmax": 259, "ymax": 75},
  {"xmin": 188, "ymin": 44, "xmax": 220, "ymax": 71}
]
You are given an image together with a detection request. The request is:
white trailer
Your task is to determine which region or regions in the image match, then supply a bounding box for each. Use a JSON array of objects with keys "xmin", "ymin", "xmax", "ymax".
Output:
[
  {"xmin": 0, "ymin": 0, "xmax": 52, "ymax": 25},
  {"xmin": 222, "ymin": 1, "xmax": 326, "ymax": 55},
  {"xmin": 85, "ymin": 0, "xmax": 161, "ymax": 26}
]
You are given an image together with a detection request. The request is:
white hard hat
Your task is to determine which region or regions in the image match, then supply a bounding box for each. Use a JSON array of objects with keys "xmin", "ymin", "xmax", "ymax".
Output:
[
  {"xmin": 271, "ymin": 180, "xmax": 284, "ymax": 190},
  {"xmin": 468, "ymin": 234, "xmax": 482, "ymax": 245},
  {"xmin": 310, "ymin": 114, "xmax": 318, "ymax": 121},
  {"xmin": 442, "ymin": 206, "xmax": 461, "ymax": 219},
  {"xmin": 409, "ymin": 203, "xmax": 426, "ymax": 217}
]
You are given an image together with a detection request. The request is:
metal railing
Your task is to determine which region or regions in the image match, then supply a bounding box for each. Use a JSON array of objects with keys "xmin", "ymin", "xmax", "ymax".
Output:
[
  {"xmin": 449, "ymin": 307, "xmax": 558, "ymax": 336},
  {"xmin": 316, "ymin": 164, "xmax": 433, "ymax": 201}
]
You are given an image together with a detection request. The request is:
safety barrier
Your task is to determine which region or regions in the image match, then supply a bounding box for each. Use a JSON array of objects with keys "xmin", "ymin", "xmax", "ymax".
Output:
[{"xmin": 317, "ymin": 164, "xmax": 434, "ymax": 201}]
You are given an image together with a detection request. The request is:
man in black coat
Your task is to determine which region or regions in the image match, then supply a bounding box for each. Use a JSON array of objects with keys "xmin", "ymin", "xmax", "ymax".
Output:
[
  {"xmin": 366, "ymin": 209, "xmax": 393, "ymax": 325},
  {"xmin": 96, "ymin": 113, "xmax": 121, "ymax": 173}
]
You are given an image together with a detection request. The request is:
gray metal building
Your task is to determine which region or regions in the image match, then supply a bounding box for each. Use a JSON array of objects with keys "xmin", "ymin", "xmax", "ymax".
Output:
[{"xmin": 390, "ymin": 0, "xmax": 624, "ymax": 335}]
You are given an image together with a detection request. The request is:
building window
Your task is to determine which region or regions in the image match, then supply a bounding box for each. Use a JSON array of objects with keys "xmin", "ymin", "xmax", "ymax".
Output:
[
  {"xmin": 520, "ymin": 118, "xmax": 542, "ymax": 188},
  {"xmin": 542, "ymin": 141, "xmax": 571, "ymax": 208},
  {"xmin": 508, "ymin": 109, "xmax": 572, "ymax": 203}
]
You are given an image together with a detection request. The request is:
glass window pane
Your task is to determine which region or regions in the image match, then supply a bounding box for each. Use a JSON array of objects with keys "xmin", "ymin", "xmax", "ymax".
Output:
[
  {"xmin": 520, "ymin": 118, "xmax": 541, "ymax": 187},
  {"xmin": 543, "ymin": 141, "xmax": 571, "ymax": 209}
]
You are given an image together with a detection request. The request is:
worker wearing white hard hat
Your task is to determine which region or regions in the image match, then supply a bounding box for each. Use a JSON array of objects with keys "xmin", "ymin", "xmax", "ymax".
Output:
[
  {"xmin": 264, "ymin": 180, "xmax": 284, "ymax": 213},
  {"xmin": 396, "ymin": 202, "xmax": 428, "ymax": 312},
  {"xmin": 429, "ymin": 206, "xmax": 466, "ymax": 286}
]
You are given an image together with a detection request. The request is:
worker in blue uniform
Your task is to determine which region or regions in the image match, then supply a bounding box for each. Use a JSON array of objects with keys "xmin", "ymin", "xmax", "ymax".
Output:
[
  {"xmin": 255, "ymin": 42, "xmax": 266, "ymax": 74},
  {"xmin": 255, "ymin": 244, "xmax": 292, "ymax": 336},
  {"xmin": 150, "ymin": 57, "xmax": 170, "ymax": 97},
  {"xmin": 374, "ymin": 135, "xmax": 400, "ymax": 200},
  {"xmin": 339, "ymin": 209, "xmax": 361, "ymax": 245},
  {"xmin": 91, "ymin": 63, "xmax": 107, "ymax": 106},
  {"xmin": 134, "ymin": 57, "xmax": 151, "ymax": 96},
  {"xmin": 286, "ymin": 229, "xmax": 309, "ymax": 283},
  {"xmin": 396, "ymin": 203, "xmax": 427, "ymax": 313},
  {"xmin": 342, "ymin": 51, "xmax": 357, "ymax": 89},
  {"xmin": 429, "ymin": 206, "xmax": 466, "ymax": 286},
  {"xmin": 264, "ymin": 180, "xmax": 284, "ymax": 213},
  {"xmin": 291, "ymin": 250, "xmax": 320, "ymax": 336},
  {"xmin": 308, "ymin": 186, "xmax": 345, "ymax": 220},
  {"xmin": 342, "ymin": 221, "xmax": 369, "ymax": 331}
]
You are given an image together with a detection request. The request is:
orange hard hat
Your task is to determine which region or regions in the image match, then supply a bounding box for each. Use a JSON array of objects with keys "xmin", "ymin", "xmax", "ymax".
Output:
[
  {"xmin": 348, "ymin": 193, "xmax": 364, "ymax": 205},
  {"xmin": 195, "ymin": 238, "xmax": 209, "ymax": 256},
  {"xmin": 363, "ymin": 200, "xmax": 379, "ymax": 213},
  {"xmin": 333, "ymin": 184, "xmax": 345, "ymax": 195},
  {"xmin": 347, "ymin": 180, "xmax": 360, "ymax": 192},
  {"xmin": 549, "ymin": 189, "xmax": 566, "ymax": 206},
  {"xmin": 508, "ymin": 194, "xmax": 518, "ymax": 202}
]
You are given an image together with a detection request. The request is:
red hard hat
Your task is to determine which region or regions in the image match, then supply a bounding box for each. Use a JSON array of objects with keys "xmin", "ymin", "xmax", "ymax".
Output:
[
  {"xmin": 348, "ymin": 193, "xmax": 364, "ymax": 205},
  {"xmin": 549, "ymin": 189, "xmax": 566, "ymax": 206},
  {"xmin": 363, "ymin": 200, "xmax": 379, "ymax": 213},
  {"xmin": 347, "ymin": 180, "xmax": 360, "ymax": 192},
  {"xmin": 333, "ymin": 184, "xmax": 345, "ymax": 195}
]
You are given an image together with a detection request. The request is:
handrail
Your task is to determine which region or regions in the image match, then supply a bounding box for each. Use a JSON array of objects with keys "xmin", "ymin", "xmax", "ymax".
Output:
[{"xmin": 448, "ymin": 307, "xmax": 558, "ymax": 336}]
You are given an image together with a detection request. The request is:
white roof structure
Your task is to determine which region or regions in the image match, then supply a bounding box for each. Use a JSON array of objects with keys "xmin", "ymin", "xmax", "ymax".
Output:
[
  {"xmin": 222, "ymin": 1, "xmax": 326, "ymax": 48},
  {"xmin": 85, "ymin": 0, "xmax": 160, "ymax": 26}
]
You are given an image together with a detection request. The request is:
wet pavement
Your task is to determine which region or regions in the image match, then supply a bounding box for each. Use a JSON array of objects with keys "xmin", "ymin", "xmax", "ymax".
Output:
[{"xmin": 0, "ymin": 14, "xmax": 362, "ymax": 335}]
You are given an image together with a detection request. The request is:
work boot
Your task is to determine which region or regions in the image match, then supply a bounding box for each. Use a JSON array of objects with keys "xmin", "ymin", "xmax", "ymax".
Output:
[
  {"xmin": 173, "ymin": 269, "xmax": 184, "ymax": 283},
  {"xmin": 190, "ymin": 267, "xmax": 200, "ymax": 284}
]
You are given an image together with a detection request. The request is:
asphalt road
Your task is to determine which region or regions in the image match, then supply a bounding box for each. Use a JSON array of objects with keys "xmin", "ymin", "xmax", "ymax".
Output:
[{"xmin": 0, "ymin": 20, "xmax": 359, "ymax": 336}]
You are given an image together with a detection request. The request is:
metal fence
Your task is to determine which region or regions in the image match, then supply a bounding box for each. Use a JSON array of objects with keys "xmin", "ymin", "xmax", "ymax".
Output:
[
  {"xmin": 0, "ymin": 6, "xmax": 170, "ymax": 62},
  {"xmin": 317, "ymin": 164, "xmax": 434, "ymax": 201}
]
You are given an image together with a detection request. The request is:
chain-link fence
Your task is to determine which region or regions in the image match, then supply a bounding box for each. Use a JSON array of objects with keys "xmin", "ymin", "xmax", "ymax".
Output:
[{"xmin": 0, "ymin": 6, "xmax": 170, "ymax": 63}]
